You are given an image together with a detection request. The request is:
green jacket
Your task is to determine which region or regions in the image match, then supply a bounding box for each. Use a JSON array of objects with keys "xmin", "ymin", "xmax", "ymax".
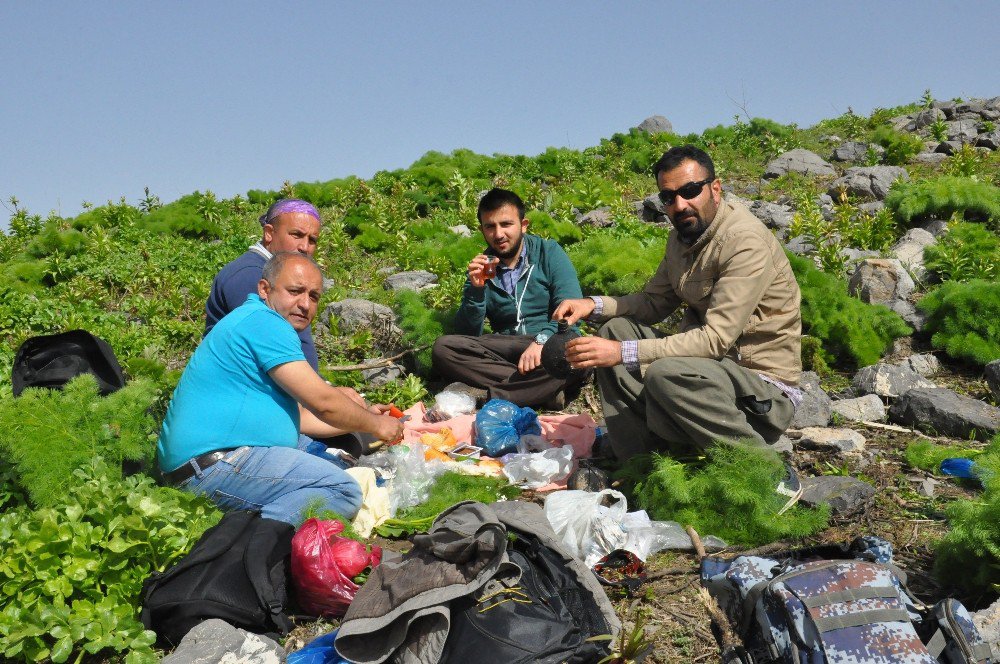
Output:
[{"xmin": 454, "ymin": 234, "xmax": 583, "ymax": 338}]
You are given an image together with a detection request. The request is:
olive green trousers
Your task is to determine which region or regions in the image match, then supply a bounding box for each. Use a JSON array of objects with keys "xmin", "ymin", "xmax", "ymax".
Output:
[{"xmin": 595, "ymin": 318, "xmax": 794, "ymax": 461}]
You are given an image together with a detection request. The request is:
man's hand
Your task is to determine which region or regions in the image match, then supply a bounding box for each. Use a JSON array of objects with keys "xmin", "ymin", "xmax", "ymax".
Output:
[
  {"xmin": 564, "ymin": 336, "xmax": 622, "ymax": 368},
  {"xmin": 372, "ymin": 412, "xmax": 404, "ymax": 444},
  {"xmin": 517, "ymin": 341, "xmax": 543, "ymax": 374},
  {"xmin": 467, "ymin": 254, "xmax": 490, "ymax": 288},
  {"xmin": 552, "ymin": 297, "xmax": 597, "ymax": 326}
]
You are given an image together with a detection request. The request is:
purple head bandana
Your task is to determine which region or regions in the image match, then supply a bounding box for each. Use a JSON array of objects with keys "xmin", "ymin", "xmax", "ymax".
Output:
[{"xmin": 259, "ymin": 199, "xmax": 322, "ymax": 227}]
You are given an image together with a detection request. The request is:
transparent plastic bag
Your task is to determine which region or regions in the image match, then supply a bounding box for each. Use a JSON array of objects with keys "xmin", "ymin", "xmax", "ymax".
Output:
[
  {"xmin": 387, "ymin": 444, "xmax": 447, "ymax": 515},
  {"xmin": 544, "ymin": 489, "xmax": 629, "ymax": 567},
  {"xmin": 502, "ymin": 446, "xmax": 574, "ymax": 489},
  {"xmin": 475, "ymin": 398, "xmax": 541, "ymax": 457},
  {"xmin": 426, "ymin": 391, "xmax": 477, "ymax": 422}
]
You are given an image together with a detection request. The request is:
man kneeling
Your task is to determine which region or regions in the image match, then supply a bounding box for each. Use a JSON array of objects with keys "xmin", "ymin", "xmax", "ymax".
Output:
[{"xmin": 157, "ymin": 252, "xmax": 403, "ymax": 524}]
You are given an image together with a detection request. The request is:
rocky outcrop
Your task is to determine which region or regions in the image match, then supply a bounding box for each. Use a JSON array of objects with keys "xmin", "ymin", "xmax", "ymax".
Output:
[
  {"xmin": 888, "ymin": 387, "xmax": 1000, "ymax": 441},
  {"xmin": 764, "ymin": 149, "xmax": 837, "ymax": 179}
]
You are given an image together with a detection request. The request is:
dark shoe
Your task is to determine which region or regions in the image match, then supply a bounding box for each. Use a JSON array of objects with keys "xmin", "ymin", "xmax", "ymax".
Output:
[
  {"xmin": 443, "ymin": 382, "xmax": 488, "ymax": 406},
  {"xmin": 775, "ymin": 462, "xmax": 803, "ymax": 516}
]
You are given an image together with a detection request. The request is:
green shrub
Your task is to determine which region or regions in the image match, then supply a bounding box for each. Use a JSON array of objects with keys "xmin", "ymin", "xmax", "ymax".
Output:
[
  {"xmin": 568, "ymin": 233, "xmax": 665, "ymax": 295},
  {"xmin": 788, "ymin": 251, "xmax": 911, "ymax": 368},
  {"xmin": 885, "ymin": 176, "xmax": 1000, "ymax": 228},
  {"xmin": 0, "ymin": 458, "xmax": 219, "ymax": 663},
  {"xmin": 918, "ymin": 279, "xmax": 1000, "ymax": 365},
  {"xmin": 0, "ymin": 375, "xmax": 160, "ymax": 507},
  {"xmin": 871, "ymin": 126, "xmax": 924, "ymax": 165},
  {"xmin": 923, "ymin": 222, "xmax": 1000, "ymax": 282},
  {"xmin": 904, "ymin": 438, "xmax": 983, "ymax": 474},
  {"xmin": 525, "ymin": 210, "xmax": 582, "ymax": 245},
  {"xmin": 614, "ymin": 444, "xmax": 828, "ymax": 546},
  {"xmin": 141, "ymin": 192, "xmax": 224, "ymax": 238},
  {"xmin": 394, "ymin": 290, "xmax": 455, "ymax": 372}
]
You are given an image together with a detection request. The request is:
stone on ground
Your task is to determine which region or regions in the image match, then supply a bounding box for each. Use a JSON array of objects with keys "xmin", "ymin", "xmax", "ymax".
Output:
[
  {"xmin": 888, "ymin": 387, "xmax": 1000, "ymax": 441},
  {"xmin": 852, "ymin": 363, "xmax": 935, "ymax": 398},
  {"xmin": 800, "ymin": 476, "xmax": 875, "ymax": 516},
  {"xmin": 832, "ymin": 395, "xmax": 887, "ymax": 423},
  {"xmin": 763, "ymin": 149, "xmax": 836, "ymax": 179}
]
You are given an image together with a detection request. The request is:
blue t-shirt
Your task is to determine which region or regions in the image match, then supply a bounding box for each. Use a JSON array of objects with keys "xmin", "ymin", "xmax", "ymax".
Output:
[
  {"xmin": 205, "ymin": 247, "xmax": 320, "ymax": 370},
  {"xmin": 158, "ymin": 294, "xmax": 306, "ymax": 472}
]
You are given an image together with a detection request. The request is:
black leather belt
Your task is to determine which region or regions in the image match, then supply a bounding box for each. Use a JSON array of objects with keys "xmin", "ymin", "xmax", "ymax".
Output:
[{"xmin": 163, "ymin": 449, "xmax": 234, "ymax": 485}]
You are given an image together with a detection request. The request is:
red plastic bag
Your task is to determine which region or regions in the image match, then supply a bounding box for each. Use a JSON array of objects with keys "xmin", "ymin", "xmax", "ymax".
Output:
[{"xmin": 291, "ymin": 518, "xmax": 382, "ymax": 617}]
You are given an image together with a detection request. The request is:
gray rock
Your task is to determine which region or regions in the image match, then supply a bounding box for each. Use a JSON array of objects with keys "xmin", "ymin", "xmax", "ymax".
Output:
[
  {"xmin": 888, "ymin": 387, "xmax": 1000, "ymax": 441},
  {"xmin": 914, "ymin": 151, "xmax": 948, "ymax": 165},
  {"xmin": 973, "ymin": 597, "xmax": 1000, "ymax": 652},
  {"xmin": 980, "ymin": 108, "xmax": 1000, "ymax": 122},
  {"xmin": 976, "ymin": 131, "xmax": 1000, "ymax": 150},
  {"xmin": 931, "ymin": 99, "xmax": 956, "ymax": 117},
  {"xmin": 383, "ymin": 270, "xmax": 438, "ymax": 293},
  {"xmin": 635, "ymin": 115, "xmax": 673, "ymax": 134},
  {"xmin": 771, "ymin": 435, "xmax": 794, "ymax": 454},
  {"xmin": 321, "ymin": 298, "xmax": 395, "ymax": 333},
  {"xmin": 832, "ymin": 395, "xmax": 887, "ymax": 423},
  {"xmin": 162, "ymin": 619, "xmax": 283, "ymax": 664},
  {"xmin": 791, "ymin": 371, "xmax": 832, "ymax": 428},
  {"xmin": 918, "ymin": 219, "xmax": 950, "ymax": 237},
  {"xmin": 857, "ymin": 201, "xmax": 885, "ymax": 215},
  {"xmin": 852, "ymin": 363, "xmax": 936, "ymax": 398},
  {"xmin": 947, "ymin": 119, "xmax": 980, "ymax": 141},
  {"xmin": 763, "ymin": 149, "xmax": 836, "ymax": 179},
  {"xmin": 322, "ymin": 277, "xmax": 335, "ymax": 291},
  {"xmin": 955, "ymin": 100, "xmax": 986, "ymax": 116},
  {"xmin": 362, "ymin": 361, "xmax": 404, "ymax": 386},
  {"xmin": 888, "ymin": 300, "xmax": 924, "ymax": 333},
  {"xmin": 800, "ymin": 476, "xmax": 876, "ymax": 516},
  {"xmin": 831, "ymin": 141, "xmax": 883, "ymax": 162},
  {"xmin": 784, "ymin": 235, "xmax": 815, "ymax": 255},
  {"xmin": 902, "ymin": 353, "xmax": 939, "ymax": 377},
  {"xmin": 891, "ymin": 228, "xmax": 936, "ymax": 279},
  {"xmin": 848, "ymin": 258, "xmax": 915, "ymax": 305},
  {"xmin": 839, "ymin": 248, "xmax": 880, "ymax": 265},
  {"xmin": 746, "ymin": 199, "xmax": 795, "ymax": 232},
  {"xmin": 376, "ymin": 265, "xmax": 397, "ymax": 276},
  {"xmin": 448, "ymin": 224, "xmax": 473, "ymax": 237},
  {"xmin": 912, "ymin": 108, "xmax": 946, "ymax": 130},
  {"xmin": 577, "ymin": 206, "xmax": 614, "ymax": 228},
  {"xmin": 828, "ymin": 166, "xmax": 909, "ymax": 201},
  {"xmin": 797, "ymin": 427, "xmax": 867, "ymax": 453},
  {"xmin": 638, "ymin": 193, "xmax": 667, "ymax": 223},
  {"xmin": 984, "ymin": 360, "xmax": 1000, "ymax": 402},
  {"xmin": 935, "ymin": 140, "xmax": 963, "ymax": 155},
  {"xmin": 890, "ymin": 114, "xmax": 916, "ymax": 132},
  {"xmin": 916, "ymin": 476, "xmax": 938, "ymax": 498}
]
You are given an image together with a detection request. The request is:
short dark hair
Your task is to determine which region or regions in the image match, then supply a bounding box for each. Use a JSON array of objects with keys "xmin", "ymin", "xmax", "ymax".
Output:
[
  {"xmin": 652, "ymin": 145, "xmax": 716, "ymax": 181},
  {"xmin": 477, "ymin": 188, "xmax": 525, "ymax": 224},
  {"xmin": 262, "ymin": 252, "xmax": 322, "ymax": 288}
]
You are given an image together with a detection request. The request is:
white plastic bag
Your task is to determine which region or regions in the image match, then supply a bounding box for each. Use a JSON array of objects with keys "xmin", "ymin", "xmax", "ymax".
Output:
[
  {"xmin": 502, "ymin": 446, "xmax": 573, "ymax": 489},
  {"xmin": 426, "ymin": 391, "xmax": 477, "ymax": 422},
  {"xmin": 544, "ymin": 489, "xmax": 629, "ymax": 567}
]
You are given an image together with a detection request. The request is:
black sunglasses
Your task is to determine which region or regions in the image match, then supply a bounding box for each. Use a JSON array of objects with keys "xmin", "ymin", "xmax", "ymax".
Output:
[{"xmin": 658, "ymin": 178, "xmax": 714, "ymax": 206}]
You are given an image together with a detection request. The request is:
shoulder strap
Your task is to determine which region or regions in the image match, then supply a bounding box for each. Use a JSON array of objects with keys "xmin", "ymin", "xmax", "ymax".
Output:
[{"xmin": 243, "ymin": 516, "xmax": 295, "ymax": 633}]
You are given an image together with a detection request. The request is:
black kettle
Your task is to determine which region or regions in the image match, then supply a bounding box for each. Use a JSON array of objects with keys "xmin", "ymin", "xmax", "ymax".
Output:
[{"xmin": 541, "ymin": 319, "xmax": 584, "ymax": 380}]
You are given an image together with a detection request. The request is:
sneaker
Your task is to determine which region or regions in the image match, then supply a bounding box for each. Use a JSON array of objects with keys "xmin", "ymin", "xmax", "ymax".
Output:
[
  {"xmin": 775, "ymin": 462, "xmax": 803, "ymax": 516},
  {"xmin": 443, "ymin": 382, "xmax": 488, "ymax": 406}
]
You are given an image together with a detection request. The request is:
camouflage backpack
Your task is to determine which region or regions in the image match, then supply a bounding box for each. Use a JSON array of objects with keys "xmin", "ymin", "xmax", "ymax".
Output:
[{"xmin": 701, "ymin": 536, "xmax": 994, "ymax": 664}]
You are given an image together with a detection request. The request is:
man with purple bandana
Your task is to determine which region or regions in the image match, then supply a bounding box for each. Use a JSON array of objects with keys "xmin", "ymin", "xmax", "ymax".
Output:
[{"xmin": 206, "ymin": 199, "xmax": 323, "ymax": 369}]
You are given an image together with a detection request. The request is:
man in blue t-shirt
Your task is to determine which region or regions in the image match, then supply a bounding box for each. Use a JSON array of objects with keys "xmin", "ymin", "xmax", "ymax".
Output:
[
  {"xmin": 206, "ymin": 198, "xmax": 323, "ymax": 369},
  {"xmin": 159, "ymin": 253, "xmax": 404, "ymax": 524}
]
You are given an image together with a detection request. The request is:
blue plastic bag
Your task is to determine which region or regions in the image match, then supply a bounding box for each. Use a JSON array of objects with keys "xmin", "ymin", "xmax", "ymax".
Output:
[
  {"xmin": 287, "ymin": 630, "xmax": 352, "ymax": 664},
  {"xmin": 475, "ymin": 398, "xmax": 541, "ymax": 457}
]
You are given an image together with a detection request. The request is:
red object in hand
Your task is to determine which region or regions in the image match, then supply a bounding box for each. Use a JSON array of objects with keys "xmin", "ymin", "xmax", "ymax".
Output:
[
  {"xmin": 388, "ymin": 405, "xmax": 405, "ymax": 419},
  {"xmin": 291, "ymin": 518, "xmax": 382, "ymax": 618}
]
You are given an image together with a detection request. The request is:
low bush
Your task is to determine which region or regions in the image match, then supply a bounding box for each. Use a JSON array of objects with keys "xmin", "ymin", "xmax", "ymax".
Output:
[
  {"xmin": 0, "ymin": 375, "xmax": 160, "ymax": 507},
  {"xmin": 788, "ymin": 252, "xmax": 911, "ymax": 368},
  {"xmin": 525, "ymin": 210, "xmax": 582, "ymax": 246},
  {"xmin": 885, "ymin": 176, "xmax": 1000, "ymax": 228},
  {"xmin": 871, "ymin": 126, "xmax": 924, "ymax": 165},
  {"xmin": 923, "ymin": 222, "xmax": 1000, "ymax": 282},
  {"xmin": 0, "ymin": 458, "xmax": 220, "ymax": 663},
  {"xmin": 567, "ymin": 233, "xmax": 665, "ymax": 296},
  {"xmin": 614, "ymin": 444, "xmax": 829, "ymax": 546},
  {"xmin": 394, "ymin": 290, "xmax": 455, "ymax": 372},
  {"xmin": 918, "ymin": 279, "xmax": 1000, "ymax": 365}
]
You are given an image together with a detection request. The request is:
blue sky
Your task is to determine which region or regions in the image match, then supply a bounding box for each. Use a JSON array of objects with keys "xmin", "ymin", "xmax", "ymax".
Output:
[{"xmin": 2, "ymin": 1, "xmax": 999, "ymax": 221}]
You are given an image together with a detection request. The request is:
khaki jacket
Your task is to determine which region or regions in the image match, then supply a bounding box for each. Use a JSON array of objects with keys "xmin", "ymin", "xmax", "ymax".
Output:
[{"xmin": 599, "ymin": 195, "xmax": 802, "ymax": 385}]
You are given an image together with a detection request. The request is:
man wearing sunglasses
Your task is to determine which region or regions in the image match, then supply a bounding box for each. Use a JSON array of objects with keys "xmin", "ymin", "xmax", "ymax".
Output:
[{"xmin": 554, "ymin": 145, "xmax": 802, "ymax": 464}]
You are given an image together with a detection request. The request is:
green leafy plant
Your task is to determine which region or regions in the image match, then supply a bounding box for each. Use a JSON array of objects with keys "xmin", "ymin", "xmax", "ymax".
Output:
[
  {"xmin": 0, "ymin": 375, "xmax": 161, "ymax": 507},
  {"xmin": 923, "ymin": 222, "xmax": 1000, "ymax": 282},
  {"xmin": 789, "ymin": 193, "xmax": 847, "ymax": 274},
  {"xmin": 918, "ymin": 279, "xmax": 1000, "ymax": 365},
  {"xmin": 0, "ymin": 458, "xmax": 220, "ymax": 663},
  {"xmin": 568, "ymin": 234, "xmax": 666, "ymax": 296},
  {"xmin": 942, "ymin": 143, "xmax": 994, "ymax": 179},
  {"xmin": 614, "ymin": 444, "xmax": 828, "ymax": 546},
  {"xmin": 928, "ymin": 116, "xmax": 948, "ymax": 143},
  {"xmin": 871, "ymin": 126, "xmax": 924, "ymax": 165},
  {"xmin": 788, "ymin": 251, "xmax": 911, "ymax": 368},
  {"xmin": 885, "ymin": 176, "xmax": 1000, "ymax": 229}
]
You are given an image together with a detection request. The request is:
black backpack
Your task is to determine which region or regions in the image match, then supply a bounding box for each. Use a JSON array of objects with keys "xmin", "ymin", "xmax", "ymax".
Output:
[
  {"xmin": 439, "ymin": 530, "xmax": 612, "ymax": 664},
  {"xmin": 12, "ymin": 330, "xmax": 125, "ymax": 396},
  {"xmin": 140, "ymin": 510, "xmax": 296, "ymax": 646}
]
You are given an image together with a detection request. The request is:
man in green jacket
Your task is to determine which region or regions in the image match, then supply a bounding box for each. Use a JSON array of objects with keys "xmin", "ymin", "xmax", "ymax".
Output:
[
  {"xmin": 555, "ymin": 146, "xmax": 803, "ymax": 462},
  {"xmin": 432, "ymin": 188, "xmax": 585, "ymax": 409}
]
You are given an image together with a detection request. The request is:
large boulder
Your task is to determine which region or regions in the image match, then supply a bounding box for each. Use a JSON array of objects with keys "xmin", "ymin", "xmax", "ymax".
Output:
[
  {"xmin": 831, "ymin": 141, "xmax": 883, "ymax": 162},
  {"xmin": 848, "ymin": 258, "xmax": 915, "ymax": 306},
  {"xmin": 901, "ymin": 353, "xmax": 939, "ymax": 377},
  {"xmin": 912, "ymin": 108, "xmax": 946, "ymax": 130},
  {"xmin": 796, "ymin": 427, "xmax": 867, "ymax": 453},
  {"xmin": 828, "ymin": 166, "xmax": 909, "ymax": 201},
  {"xmin": 800, "ymin": 476, "xmax": 876, "ymax": 516},
  {"xmin": 635, "ymin": 115, "xmax": 673, "ymax": 134},
  {"xmin": 891, "ymin": 228, "xmax": 936, "ymax": 280},
  {"xmin": 745, "ymin": 199, "xmax": 795, "ymax": 235},
  {"xmin": 763, "ymin": 149, "xmax": 836, "ymax": 179},
  {"xmin": 791, "ymin": 371, "xmax": 832, "ymax": 428},
  {"xmin": 162, "ymin": 619, "xmax": 283, "ymax": 664},
  {"xmin": 946, "ymin": 119, "xmax": 980, "ymax": 142},
  {"xmin": 384, "ymin": 270, "xmax": 438, "ymax": 293},
  {"xmin": 914, "ymin": 152, "xmax": 948, "ymax": 165},
  {"xmin": 888, "ymin": 387, "xmax": 1000, "ymax": 441},
  {"xmin": 852, "ymin": 363, "xmax": 936, "ymax": 398},
  {"xmin": 832, "ymin": 395, "xmax": 887, "ymax": 423},
  {"xmin": 321, "ymin": 298, "xmax": 396, "ymax": 333},
  {"xmin": 976, "ymin": 131, "xmax": 1000, "ymax": 150},
  {"xmin": 577, "ymin": 206, "xmax": 615, "ymax": 228}
]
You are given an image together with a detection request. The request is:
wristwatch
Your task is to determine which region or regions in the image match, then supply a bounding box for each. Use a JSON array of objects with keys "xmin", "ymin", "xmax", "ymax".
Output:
[{"xmin": 534, "ymin": 332, "xmax": 550, "ymax": 346}]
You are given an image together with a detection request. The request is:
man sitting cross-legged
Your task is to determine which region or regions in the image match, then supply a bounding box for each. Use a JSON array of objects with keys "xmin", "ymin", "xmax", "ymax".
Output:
[{"xmin": 157, "ymin": 252, "xmax": 403, "ymax": 524}]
